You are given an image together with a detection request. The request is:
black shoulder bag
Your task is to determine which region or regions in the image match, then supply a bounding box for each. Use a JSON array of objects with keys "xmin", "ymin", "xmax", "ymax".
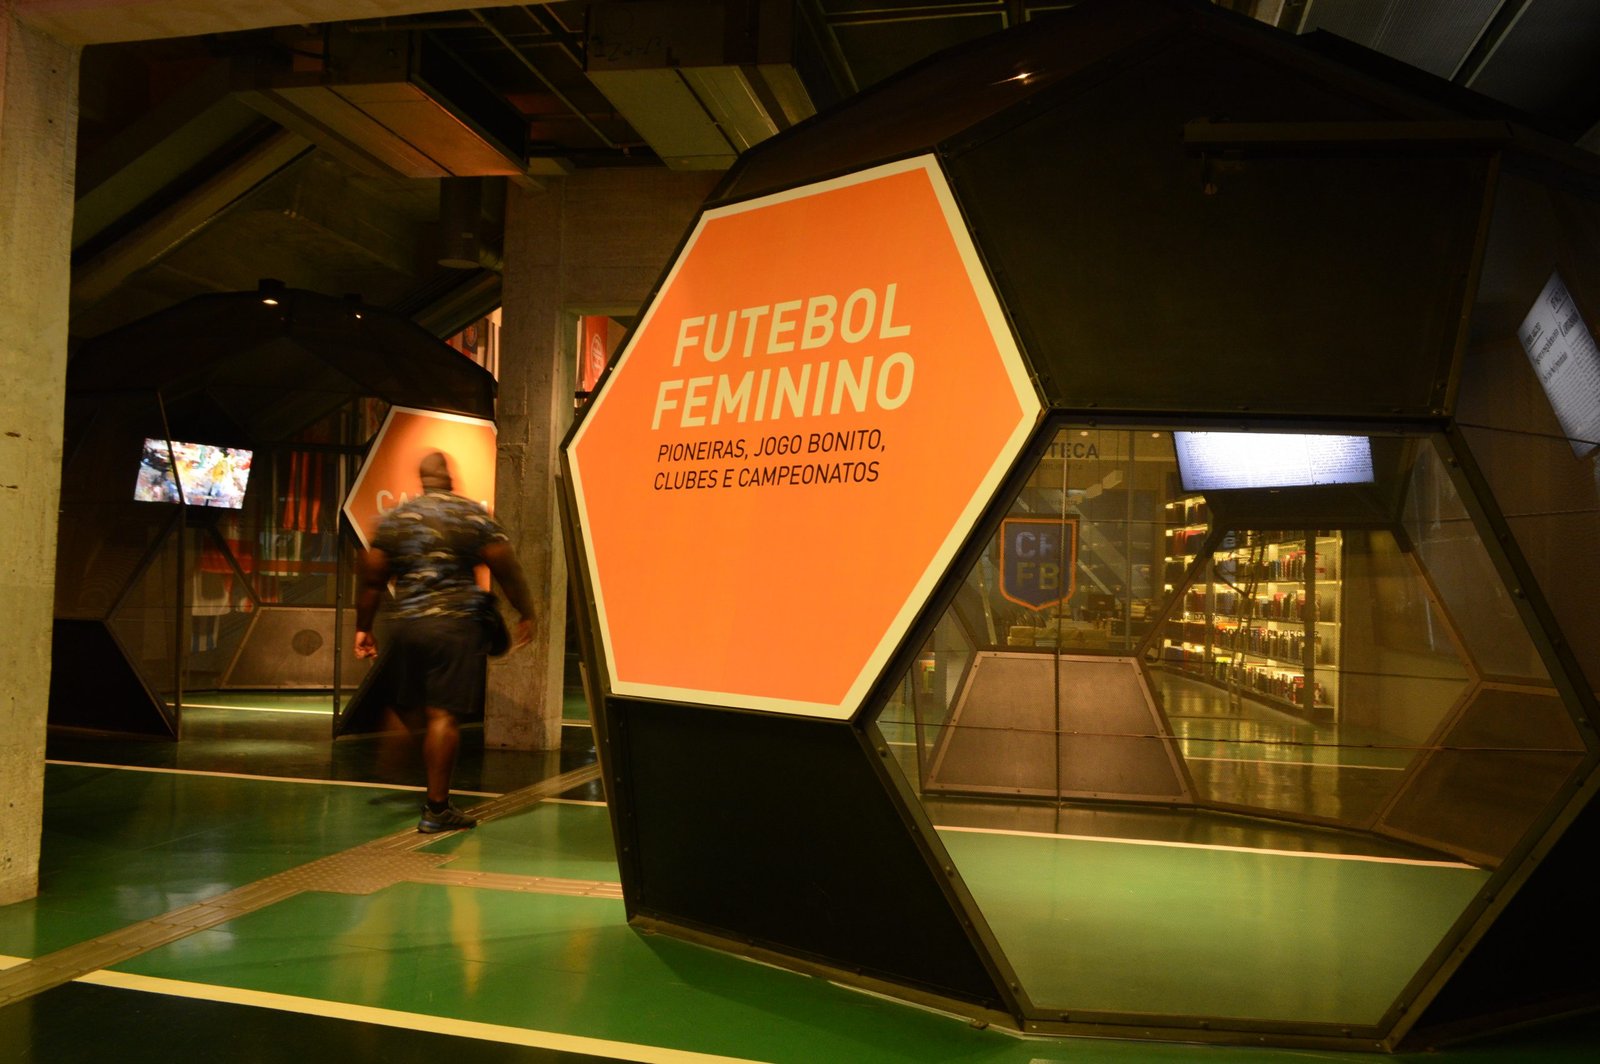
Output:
[{"xmin": 471, "ymin": 591, "xmax": 512, "ymax": 656}]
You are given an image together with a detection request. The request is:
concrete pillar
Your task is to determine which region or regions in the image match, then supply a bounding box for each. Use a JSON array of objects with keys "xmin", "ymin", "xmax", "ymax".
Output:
[
  {"xmin": 487, "ymin": 168, "xmax": 718, "ymax": 750},
  {"xmin": 0, "ymin": 0, "xmax": 78, "ymax": 904},
  {"xmin": 487, "ymin": 181, "xmax": 567, "ymax": 751}
]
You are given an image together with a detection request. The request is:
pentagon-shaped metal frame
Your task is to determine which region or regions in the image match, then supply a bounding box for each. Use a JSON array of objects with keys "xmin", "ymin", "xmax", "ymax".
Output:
[{"xmin": 559, "ymin": 0, "xmax": 1600, "ymax": 1050}]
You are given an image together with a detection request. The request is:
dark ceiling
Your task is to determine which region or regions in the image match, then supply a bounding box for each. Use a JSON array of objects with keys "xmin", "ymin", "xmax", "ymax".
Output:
[{"xmin": 67, "ymin": 0, "xmax": 1600, "ymax": 345}]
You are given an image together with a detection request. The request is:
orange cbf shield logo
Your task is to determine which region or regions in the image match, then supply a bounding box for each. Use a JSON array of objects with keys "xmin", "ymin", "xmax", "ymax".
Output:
[
  {"xmin": 568, "ymin": 155, "xmax": 1040, "ymax": 718},
  {"xmin": 344, "ymin": 406, "xmax": 498, "ymax": 550}
]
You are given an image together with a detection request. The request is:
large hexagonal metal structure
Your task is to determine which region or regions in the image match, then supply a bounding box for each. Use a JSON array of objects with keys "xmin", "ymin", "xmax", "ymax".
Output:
[
  {"xmin": 560, "ymin": 0, "xmax": 1600, "ymax": 1050},
  {"xmin": 52, "ymin": 287, "xmax": 497, "ymax": 737}
]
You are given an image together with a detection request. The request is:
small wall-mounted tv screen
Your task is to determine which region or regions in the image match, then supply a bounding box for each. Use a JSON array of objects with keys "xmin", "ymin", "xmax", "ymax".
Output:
[
  {"xmin": 1174, "ymin": 432, "xmax": 1374, "ymax": 492},
  {"xmin": 133, "ymin": 438, "xmax": 254, "ymax": 508}
]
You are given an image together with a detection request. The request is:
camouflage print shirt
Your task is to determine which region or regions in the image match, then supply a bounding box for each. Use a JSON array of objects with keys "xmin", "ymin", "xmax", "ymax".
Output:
[{"xmin": 371, "ymin": 489, "xmax": 509, "ymax": 620}]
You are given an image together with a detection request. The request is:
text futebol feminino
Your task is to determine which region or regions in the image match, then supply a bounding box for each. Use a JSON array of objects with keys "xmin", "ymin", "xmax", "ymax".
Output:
[{"xmin": 651, "ymin": 284, "xmax": 916, "ymax": 430}]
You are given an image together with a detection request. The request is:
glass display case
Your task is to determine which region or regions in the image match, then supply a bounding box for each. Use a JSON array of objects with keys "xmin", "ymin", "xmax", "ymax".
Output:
[{"xmin": 873, "ymin": 423, "xmax": 1584, "ymax": 1027}]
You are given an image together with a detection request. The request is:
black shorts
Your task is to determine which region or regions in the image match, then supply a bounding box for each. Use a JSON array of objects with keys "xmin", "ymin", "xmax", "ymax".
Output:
[{"xmin": 385, "ymin": 614, "xmax": 487, "ymax": 716}]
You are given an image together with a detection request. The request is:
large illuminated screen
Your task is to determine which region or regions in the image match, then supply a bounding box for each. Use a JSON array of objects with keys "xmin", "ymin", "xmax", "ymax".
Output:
[
  {"xmin": 1174, "ymin": 432, "xmax": 1374, "ymax": 492},
  {"xmin": 1518, "ymin": 271, "xmax": 1600, "ymax": 457},
  {"xmin": 133, "ymin": 437, "xmax": 254, "ymax": 508}
]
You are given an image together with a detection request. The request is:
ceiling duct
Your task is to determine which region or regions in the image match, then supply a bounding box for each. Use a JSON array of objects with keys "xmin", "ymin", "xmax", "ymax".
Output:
[
  {"xmin": 584, "ymin": 0, "xmax": 830, "ymax": 170},
  {"xmin": 236, "ymin": 28, "xmax": 530, "ymax": 181}
]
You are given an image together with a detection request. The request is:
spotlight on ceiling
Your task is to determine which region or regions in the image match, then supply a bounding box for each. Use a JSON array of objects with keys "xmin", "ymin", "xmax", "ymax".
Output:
[{"xmin": 258, "ymin": 278, "xmax": 287, "ymax": 306}]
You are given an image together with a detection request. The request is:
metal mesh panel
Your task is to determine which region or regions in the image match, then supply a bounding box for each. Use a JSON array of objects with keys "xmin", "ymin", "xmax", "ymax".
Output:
[
  {"xmin": 927, "ymin": 652, "xmax": 1057, "ymax": 796},
  {"xmin": 1456, "ymin": 174, "xmax": 1600, "ymax": 696},
  {"xmin": 107, "ymin": 523, "xmax": 182, "ymax": 699},
  {"xmin": 926, "ymin": 652, "xmax": 1185, "ymax": 801},
  {"xmin": 1462, "ymin": 423, "xmax": 1600, "ymax": 696},
  {"xmin": 1379, "ymin": 687, "xmax": 1585, "ymax": 865},
  {"xmin": 55, "ymin": 503, "xmax": 174, "ymax": 620},
  {"xmin": 1338, "ymin": 529, "xmax": 1471, "ymax": 747},
  {"xmin": 1403, "ymin": 439, "xmax": 1547, "ymax": 683},
  {"xmin": 222, "ymin": 607, "xmax": 371, "ymax": 689},
  {"xmin": 55, "ymin": 392, "xmax": 178, "ymax": 620},
  {"xmin": 947, "ymin": 37, "xmax": 1482, "ymax": 417},
  {"xmin": 48, "ymin": 620, "xmax": 174, "ymax": 736},
  {"xmin": 1156, "ymin": 669, "xmax": 1414, "ymax": 825},
  {"xmin": 182, "ymin": 526, "xmax": 254, "ymax": 691},
  {"xmin": 1057, "ymin": 657, "xmax": 1186, "ymax": 798}
]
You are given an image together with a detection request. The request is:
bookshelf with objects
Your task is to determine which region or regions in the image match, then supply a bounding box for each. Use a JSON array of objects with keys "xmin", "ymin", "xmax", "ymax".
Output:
[{"xmin": 1159, "ymin": 497, "xmax": 1342, "ymax": 721}]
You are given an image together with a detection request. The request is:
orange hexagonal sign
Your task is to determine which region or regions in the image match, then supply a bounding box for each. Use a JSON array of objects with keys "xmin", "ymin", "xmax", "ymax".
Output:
[
  {"xmin": 344, "ymin": 406, "xmax": 498, "ymax": 550},
  {"xmin": 568, "ymin": 155, "xmax": 1040, "ymax": 718}
]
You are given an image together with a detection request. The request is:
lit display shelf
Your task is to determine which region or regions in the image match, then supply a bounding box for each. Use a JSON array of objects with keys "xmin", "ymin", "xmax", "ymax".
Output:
[{"xmin": 1159, "ymin": 498, "xmax": 1341, "ymax": 721}]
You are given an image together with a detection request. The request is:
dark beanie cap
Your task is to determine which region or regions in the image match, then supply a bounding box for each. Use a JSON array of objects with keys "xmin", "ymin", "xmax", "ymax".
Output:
[{"xmin": 419, "ymin": 451, "xmax": 453, "ymax": 491}]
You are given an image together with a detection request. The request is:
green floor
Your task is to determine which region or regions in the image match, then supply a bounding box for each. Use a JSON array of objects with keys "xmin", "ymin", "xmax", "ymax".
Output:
[
  {"xmin": 4, "ymin": 704, "xmax": 1596, "ymax": 1062},
  {"xmin": 945, "ymin": 828, "xmax": 1486, "ymax": 1025}
]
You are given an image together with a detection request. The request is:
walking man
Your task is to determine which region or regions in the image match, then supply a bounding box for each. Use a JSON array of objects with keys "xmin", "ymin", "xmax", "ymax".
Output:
[{"xmin": 354, "ymin": 450, "xmax": 535, "ymax": 832}]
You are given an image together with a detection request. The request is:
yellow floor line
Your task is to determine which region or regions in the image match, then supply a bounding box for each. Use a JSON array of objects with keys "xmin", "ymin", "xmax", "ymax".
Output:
[
  {"xmin": 77, "ymin": 969, "xmax": 769, "ymax": 1064},
  {"xmin": 934, "ymin": 824, "xmax": 1479, "ymax": 868},
  {"xmin": 1184, "ymin": 754, "xmax": 1405, "ymax": 770},
  {"xmin": 166, "ymin": 702, "xmax": 335, "ymax": 714},
  {"xmin": 4, "ymin": 766, "xmax": 609, "ymax": 1013},
  {"xmin": 45, "ymin": 760, "xmax": 499, "ymax": 798},
  {"xmin": 891, "ymin": 738, "xmax": 1410, "ymax": 771},
  {"xmin": 167, "ymin": 701, "xmax": 594, "ymax": 725}
]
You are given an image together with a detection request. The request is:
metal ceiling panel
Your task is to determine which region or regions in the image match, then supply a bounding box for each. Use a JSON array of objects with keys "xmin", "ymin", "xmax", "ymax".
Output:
[
  {"xmin": 1301, "ymin": 0, "xmax": 1501, "ymax": 80},
  {"xmin": 333, "ymin": 82, "xmax": 528, "ymax": 177},
  {"xmin": 236, "ymin": 28, "xmax": 530, "ymax": 181},
  {"xmin": 65, "ymin": 0, "xmax": 1600, "ymax": 348},
  {"xmin": 1466, "ymin": 0, "xmax": 1600, "ymax": 138},
  {"xmin": 240, "ymin": 85, "xmax": 450, "ymax": 178},
  {"xmin": 585, "ymin": 67, "xmax": 739, "ymax": 169},
  {"xmin": 583, "ymin": 1, "xmax": 826, "ymax": 170}
]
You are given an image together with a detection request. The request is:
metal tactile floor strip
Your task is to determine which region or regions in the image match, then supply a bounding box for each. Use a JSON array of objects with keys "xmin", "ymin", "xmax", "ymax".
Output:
[
  {"xmin": 408, "ymin": 868, "xmax": 625, "ymax": 899},
  {"xmin": 0, "ymin": 763, "xmax": 611, "ymax": 1007},
  {"xmin": 272, "ymin": 850, "xmax": 457, "ymax": 895}
]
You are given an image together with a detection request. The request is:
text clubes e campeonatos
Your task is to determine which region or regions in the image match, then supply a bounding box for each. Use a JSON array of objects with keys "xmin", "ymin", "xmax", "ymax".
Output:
[{"xmin": 648, "ymin": 284, "xmax": 910, "ymax": 490}]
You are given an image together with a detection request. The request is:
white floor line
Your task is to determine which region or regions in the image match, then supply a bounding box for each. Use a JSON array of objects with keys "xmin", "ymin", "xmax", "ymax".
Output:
[
  {"xmin": 934, "ymin": 823, "xmax": 1479, "ymax": 869},
  {"xmin": 59, "ymin": 967, "xmax": 766, "ymax": 1064}
]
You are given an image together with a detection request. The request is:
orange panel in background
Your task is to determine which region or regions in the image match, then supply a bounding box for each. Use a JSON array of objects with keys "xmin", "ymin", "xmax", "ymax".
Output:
[
  {"xmin": 344, "ymin": 406, "xmax": 498, "ymax": 550},
  {"xmin": 568, "ymin": 155, "xmax": 1040, "ymax": 719},
  {"xmin": 579, "ymin": 314, "xmax": 613, "ymax": 394}
]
